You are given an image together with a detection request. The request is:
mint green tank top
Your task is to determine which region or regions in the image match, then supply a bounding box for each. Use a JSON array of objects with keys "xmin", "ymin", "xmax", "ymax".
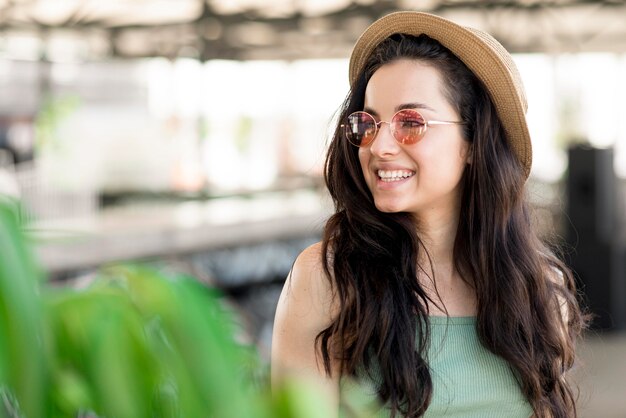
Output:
[{"xmin": 340, "ymin": 316, "xmax": 533, "ymax": 417}]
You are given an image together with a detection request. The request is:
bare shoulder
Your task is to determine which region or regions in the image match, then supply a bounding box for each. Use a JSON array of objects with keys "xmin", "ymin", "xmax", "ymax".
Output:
[
  {"xmin": 291, "ymin": 242, "xmax": 330, "ymax": 289},
  {"xmin": 279, "ymin": 242, "xmax": 336, "ymax": 328},
  {"xmin": 271, "ymin": 241, "xmax": 340, "ymax": 401},
  {"xmin": 292, "ymin": 241, "xmax": 325, "ymax": 276}
]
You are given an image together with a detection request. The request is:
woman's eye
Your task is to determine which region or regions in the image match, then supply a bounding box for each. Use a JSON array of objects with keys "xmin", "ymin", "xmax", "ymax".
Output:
[{"xmin": 401, "ymin": 119, "xmax": 424, "ymax": 128}]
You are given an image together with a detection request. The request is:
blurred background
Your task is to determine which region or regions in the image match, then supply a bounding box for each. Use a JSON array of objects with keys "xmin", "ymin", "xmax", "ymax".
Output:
[{"xmin": 0, "ymin": 0, "xmax": 624, "ymax": 416}]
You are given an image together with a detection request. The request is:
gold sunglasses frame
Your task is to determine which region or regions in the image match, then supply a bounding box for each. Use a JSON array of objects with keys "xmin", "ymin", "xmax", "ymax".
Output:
[{"xmin": 344, "ymin": 109, "xmax": 464, "ymax": 147}]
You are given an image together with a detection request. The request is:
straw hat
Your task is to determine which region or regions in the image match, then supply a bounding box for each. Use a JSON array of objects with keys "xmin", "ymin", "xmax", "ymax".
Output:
[{"xmin": 349, "ymin": 11, "xmax": 532, "ymax": 178}]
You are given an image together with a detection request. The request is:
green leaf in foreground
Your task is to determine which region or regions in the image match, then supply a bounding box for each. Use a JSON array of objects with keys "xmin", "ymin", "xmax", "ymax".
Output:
[{"xmin": 0, "ymin": 200, "xmax": 44, "ymax": 418}]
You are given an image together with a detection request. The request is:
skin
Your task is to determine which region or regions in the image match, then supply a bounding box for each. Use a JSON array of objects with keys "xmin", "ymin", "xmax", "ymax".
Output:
[
  {"xmin": 271, "ymin": 59, "xmax": 476, "ymax": 415},
  {"xmin": 271, "ymin": 242, "xmax": 340, "ymax": 413}
]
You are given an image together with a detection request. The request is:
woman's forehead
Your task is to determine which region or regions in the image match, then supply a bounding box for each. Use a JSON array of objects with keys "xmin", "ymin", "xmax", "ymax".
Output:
[{"xmin": 364, "ymin": 59, "xmax": 449, "ymax": 115}]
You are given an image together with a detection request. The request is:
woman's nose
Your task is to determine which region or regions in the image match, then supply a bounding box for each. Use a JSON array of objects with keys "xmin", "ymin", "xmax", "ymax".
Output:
[{"xmin": 368, "ymin": 122, "xmax": 400, "ymax": 157}]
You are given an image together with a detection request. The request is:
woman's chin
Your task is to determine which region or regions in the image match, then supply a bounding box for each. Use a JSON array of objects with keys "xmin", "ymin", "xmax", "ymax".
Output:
[{"xmin": 374, "ymin": 200, "xmax": 409, "ymax": 214}]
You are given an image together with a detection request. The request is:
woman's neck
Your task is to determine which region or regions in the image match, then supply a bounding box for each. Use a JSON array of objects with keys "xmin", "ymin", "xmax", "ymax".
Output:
[
  {"xmin": 413, "ymin": 202, "xmax": 477, "ymax": 316},
  {"xmin": 414, "ymin": 201, "xmax": 461, "ymax": 270}
]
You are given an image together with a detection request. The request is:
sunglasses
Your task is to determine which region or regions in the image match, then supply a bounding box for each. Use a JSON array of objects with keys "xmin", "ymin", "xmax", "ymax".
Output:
[{"xmin": 343, "ymin": 109, "xmax": 464, "ymax": 147}]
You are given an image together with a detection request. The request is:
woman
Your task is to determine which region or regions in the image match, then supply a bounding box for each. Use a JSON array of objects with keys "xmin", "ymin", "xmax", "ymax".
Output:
[{"xmin": 272, "ymin": 11, "xmax": 585, "ymax": 418}]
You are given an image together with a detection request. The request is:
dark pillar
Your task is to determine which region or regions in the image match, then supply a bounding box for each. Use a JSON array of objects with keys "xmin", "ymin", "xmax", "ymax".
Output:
[{"xmin": 566, "ymin": 146, "xmax": 625, "ymax": 331}]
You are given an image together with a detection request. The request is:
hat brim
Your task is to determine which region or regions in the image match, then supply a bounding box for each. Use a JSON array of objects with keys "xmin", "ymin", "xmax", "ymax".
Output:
[{"xmin": 349, "ymin": 12, "xmax": 532, "ymax": 178}]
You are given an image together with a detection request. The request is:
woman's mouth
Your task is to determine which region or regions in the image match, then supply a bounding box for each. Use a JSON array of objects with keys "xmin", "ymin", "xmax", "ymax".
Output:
[{"xmin": 377, "ymin": 169, "xmax": 415, "ymax": 183}]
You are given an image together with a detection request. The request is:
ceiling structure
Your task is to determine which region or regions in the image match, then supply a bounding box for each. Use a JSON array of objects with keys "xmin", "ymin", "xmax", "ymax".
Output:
[{"xmin": 1, "ymin": 0, "xmax": 626, "ymax": 62}]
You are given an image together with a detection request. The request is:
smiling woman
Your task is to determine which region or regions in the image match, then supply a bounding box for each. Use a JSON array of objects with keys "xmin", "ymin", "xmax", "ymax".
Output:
[{"xmin": 272, "ymin": 11, "xmax": 587, "ymax": 418}]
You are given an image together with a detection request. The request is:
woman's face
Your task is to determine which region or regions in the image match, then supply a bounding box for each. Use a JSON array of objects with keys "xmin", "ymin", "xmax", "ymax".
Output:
[{"xmin": 358, "ymin": 59, "xmax": 470, "ymax": 217}]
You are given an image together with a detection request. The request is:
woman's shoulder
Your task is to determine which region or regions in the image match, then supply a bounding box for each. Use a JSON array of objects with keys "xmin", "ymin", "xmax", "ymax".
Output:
[
  {"xmin": 289, "ymin": 242, "xmax": 334, "ymax": 302},
  {"xmin": 271, "ymin": 242, "xmax": 341, "ymax": 402},
  {"xmin": 277, "ymin": 242, "xmax": 337, "ymax": 329},
  {"xmin": 293, "ymin": 241, "xmax": 326, "ymax": 273}
]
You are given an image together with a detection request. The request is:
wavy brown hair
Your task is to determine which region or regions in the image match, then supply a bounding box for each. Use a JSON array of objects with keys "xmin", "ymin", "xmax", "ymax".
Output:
[{"xmin": 317, "ymin": 34, "xmax": 586, "ymax": 418}]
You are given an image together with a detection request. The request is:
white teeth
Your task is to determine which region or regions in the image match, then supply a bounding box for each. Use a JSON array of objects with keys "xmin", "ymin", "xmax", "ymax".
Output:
[{"xmin": 377, "ymin": 170, "xmax": 414, "ymax": 182}]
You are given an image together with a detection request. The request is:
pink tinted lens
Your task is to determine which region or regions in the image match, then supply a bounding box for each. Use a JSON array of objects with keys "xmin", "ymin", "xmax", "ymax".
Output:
[
  {"xmin": 347, "ymin": 112, "xmax": 377, "ymax": 146},
  {"xmin": 392, "ymin": 109, "xmax": 426, "ymax": 144}
]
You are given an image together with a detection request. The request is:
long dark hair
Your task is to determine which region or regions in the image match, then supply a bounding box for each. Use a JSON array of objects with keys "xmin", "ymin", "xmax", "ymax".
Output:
[{"xmin": 317, "ymin": 34, "xmax": 586, "ymax": 418}]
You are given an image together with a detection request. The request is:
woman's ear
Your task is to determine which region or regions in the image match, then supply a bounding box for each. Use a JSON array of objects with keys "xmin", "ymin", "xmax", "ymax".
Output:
[{"xmin": 466, "ymin": 145, "xmax": 473, "ymax": 165}]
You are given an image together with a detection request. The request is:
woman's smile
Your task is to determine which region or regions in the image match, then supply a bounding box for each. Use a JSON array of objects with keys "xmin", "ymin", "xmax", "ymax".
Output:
[{"xmin": 377, "ymin": 169, "xmax": 415, "ymax": 182}]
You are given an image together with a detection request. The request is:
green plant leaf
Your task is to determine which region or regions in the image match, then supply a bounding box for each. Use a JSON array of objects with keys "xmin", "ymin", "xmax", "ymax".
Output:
[
  {"xmin": 0, "ymin": 200, "xmax": 372, "ymax": 418},
  {"xmin": 0, "ymin": 201, "xmax": 44, "ymax": 418}
]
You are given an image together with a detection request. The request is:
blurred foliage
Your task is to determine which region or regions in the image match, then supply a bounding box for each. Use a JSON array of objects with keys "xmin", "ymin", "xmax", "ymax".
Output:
[
  {"xmin": 0, "ymin": 199, "xmax": 380, "ymax": 418},
  {"xmin": 0, "ymin": 198, "xmax": 44, "ymax": 417}
]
